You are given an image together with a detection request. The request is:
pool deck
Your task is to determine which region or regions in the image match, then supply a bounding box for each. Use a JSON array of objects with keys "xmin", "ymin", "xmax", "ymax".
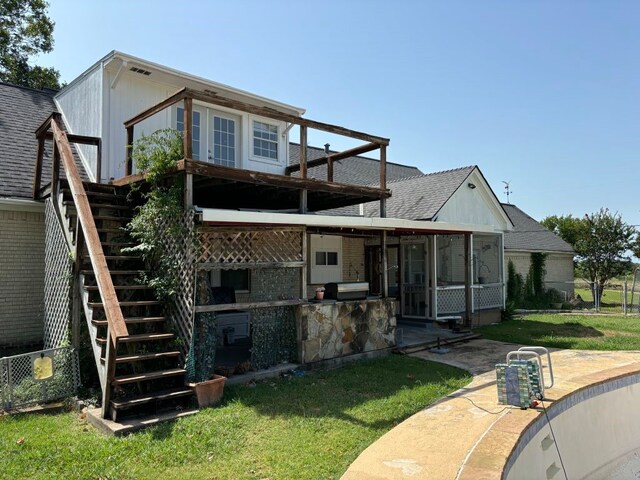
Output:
[{"xmin": 341, "ymin": 339, "xmax": 640, "ymax": 480}]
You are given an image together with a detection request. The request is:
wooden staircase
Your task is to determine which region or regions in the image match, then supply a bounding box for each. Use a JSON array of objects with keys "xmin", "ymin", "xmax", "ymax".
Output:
[{"xmin": 59, "ymin": 181, "xmax": 194, "ymax": 422}]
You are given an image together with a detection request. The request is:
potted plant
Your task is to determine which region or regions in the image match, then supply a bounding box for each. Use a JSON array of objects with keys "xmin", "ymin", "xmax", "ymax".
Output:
[
  {"xmin": 315, "ymin": 287, "xmax": 325, "ymax": 300},
  {"xmin": 188, "ymin": 374, "xmax": 227, "ymax": 408}
]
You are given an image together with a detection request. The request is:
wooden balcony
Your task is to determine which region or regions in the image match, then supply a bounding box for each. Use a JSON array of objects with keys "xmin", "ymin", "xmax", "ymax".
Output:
[{"xmin": 117, "ymin": 87, "xmax": 391, "ymax": 214}]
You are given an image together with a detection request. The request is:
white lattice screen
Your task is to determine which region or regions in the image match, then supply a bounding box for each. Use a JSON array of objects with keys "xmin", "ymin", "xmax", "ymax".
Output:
[
  {"xmin": 198, "ymin": 228, "xmax": 304, "ymax": 269},
  {"xmin": 437, "ymin": 287, "xmax": 466, "ymax": 315},
  {"xmin": 43, "ymin": 200, "xmax": 72, "ymax": 348},
  {"xmin": 473, "ymin": 285, "xmax": 503, "ymax": 310}
]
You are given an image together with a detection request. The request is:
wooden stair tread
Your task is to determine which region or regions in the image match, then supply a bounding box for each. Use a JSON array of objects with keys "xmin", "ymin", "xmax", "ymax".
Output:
[
  {"xmin": 81, "ymin": 254, "xmax": 142, "ymax": 261},
  {"xmin": 64, "ymin": 200, "xmax": 132, "ymax": 211},
  {"xmin": 96, "ymin": 227, "xmax": 126, "ymax": 233},
  {"xmin": 92, "ymin": 316, "xmax": 165, "ymax": 327},
  {"xmin": 69, "ymin": 214, "xmax": 132, "ymax": 222},
  {"xmin": 84, "ymin": 285, "xmax": 152, "ymax": 291},
  {"xmin": 120, "ymin": 333, "xmax": 174, "ymax": 342},
  {"xmin": 111, "ymin": 368, "xmax": 186, "ymax": 385},
  {"xmin": 81, "ymin": 269, "xmax": 146, "ymax": 275},
  {"xmin": 109, "ymin": 387, "xmax": 193, "ymax": 410},
  {"xmin": 96, "ymin": 332, "xmax": 173, "ymax": 345},
  {"xmin": 62, "ymin": 188, "xmax": 126, "ymax": 199},
  {"xmin": 88, "ymin": 300, "xmax": 160, "ymax": 308},
  {"xmin": 115, "ymin": 351, "xmax": 181, "ymax": 363}
]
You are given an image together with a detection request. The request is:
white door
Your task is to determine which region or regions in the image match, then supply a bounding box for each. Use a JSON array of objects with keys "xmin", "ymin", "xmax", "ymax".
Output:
[{"xmin": 208, "ymin": 111, "xmax": 240, "ymax": 168}]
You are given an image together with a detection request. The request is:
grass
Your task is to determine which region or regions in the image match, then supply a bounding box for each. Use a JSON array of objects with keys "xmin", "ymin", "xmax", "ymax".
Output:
[
  {"xmin": 477, "ymin": 313, "xmax": 640, "ymax": 350},
  {"xmin": 0, "ymin": 355, "xmax": 469, "ymax": 480},
  {"xmin": 574, "ymin": 286, "xmax": 640, "ymax": 313}
]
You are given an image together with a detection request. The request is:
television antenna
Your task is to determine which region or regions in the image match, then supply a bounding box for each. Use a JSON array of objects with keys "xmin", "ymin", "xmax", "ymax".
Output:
[{"xmin": 502, "ymin": 181, "xmax": 512, "ymax": 203}]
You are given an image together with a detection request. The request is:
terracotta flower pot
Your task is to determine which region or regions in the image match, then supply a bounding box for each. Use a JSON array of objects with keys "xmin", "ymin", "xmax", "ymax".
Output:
[
  {"xmin": 316, "ymin": 290, "xmax": 324, "ymax": 300},
  {"xmin": 188, "ymin": 374, "xmax": 227, "ymax": 407}
]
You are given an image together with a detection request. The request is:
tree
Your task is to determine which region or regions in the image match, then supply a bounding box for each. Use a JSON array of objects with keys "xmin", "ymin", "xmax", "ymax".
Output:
[
  {"xmin": 542, "ymin": 209, "xmax": 636, "ymax": 302},
  {"xmin": 0, "ymin": 0, "xmax": 61, "ymax": 90}
]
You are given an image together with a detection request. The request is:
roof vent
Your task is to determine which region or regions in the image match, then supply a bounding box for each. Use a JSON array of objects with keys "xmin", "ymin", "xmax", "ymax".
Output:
[{"xmin": 129, "ymin": 66, "xmax": 152, "ymax": 76}]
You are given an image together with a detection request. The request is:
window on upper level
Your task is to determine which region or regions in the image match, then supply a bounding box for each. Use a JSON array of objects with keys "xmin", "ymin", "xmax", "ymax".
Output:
[
  {"xmin": 252, "ymin": 120, "xmax": 278, "ymax": 161},
  {"xmin": 210, "ymin": 113, "xmax": 239, "ymax": 168},
  {"xmin": 176, "ymin": 107, "xmax": 201, "ymax": 160}
]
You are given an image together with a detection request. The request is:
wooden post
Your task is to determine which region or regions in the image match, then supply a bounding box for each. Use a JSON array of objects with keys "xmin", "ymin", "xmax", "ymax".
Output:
[
  {"xmin": 101, "ymin": 333, "xmax": 117, "ymax": 419},
  {"xmin": 299, "ymin": 189, "xmax": 307, "ymax": 214},
  {"xmin": 299, "ymin": 125, "xmax": 307, "ymax": 179},
  {"xmin": 125, "ymin": 126, "xmax": 134, "ymax": 176},
  {"xmin": 380, "ymin": 144, "xmax": 387, "ymax": 218},
  {"xmin": 301, "ymin": 230, "xmax": 307, "ymax": 299},
  {"xmin": 184, "ymin": 97, "xmax": 193, "ymax": 159},
  {"xmin": 51, "ymin": 141, "xmax": 60, "ymax": 197},
  {"xmin": 184, "ymin": 172, "xmax": 193, "ymax": 208},
  {"xmin": 381, "ymin": 231, "xmax": 388, "ymax": 298},
  {"xmin": 33, "ymin": 135, "xmax": 45, "ymax": 198},
  {"xmin": 327, "ymin": 158, "xmax": 334, "ymax": 182},
  {"xmin": 71, "ymin": 224, "xmax": 84, "ymax": 349},
  {"xmin": 464, "ymin": 233, "xmax": 472, "ymax": 327},
  {"xmin": 95, "ymin": 139, "xmax": 102, "ymax": 184}
]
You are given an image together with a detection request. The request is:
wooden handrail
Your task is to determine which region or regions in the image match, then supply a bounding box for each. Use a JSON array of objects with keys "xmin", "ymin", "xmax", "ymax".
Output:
[{"xmin": 49, "ymin": 114, "xmax": 129, "ymax": 343}]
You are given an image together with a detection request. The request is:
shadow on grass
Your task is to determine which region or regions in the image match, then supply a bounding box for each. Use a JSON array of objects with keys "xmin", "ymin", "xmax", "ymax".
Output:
[{"xmin": 216, "ymin": 356, "xmax": 469, "ymax": 431}]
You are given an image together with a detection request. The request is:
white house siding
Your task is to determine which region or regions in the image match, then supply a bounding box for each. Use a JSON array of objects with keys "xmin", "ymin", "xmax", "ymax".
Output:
[
  {"xmin": 0, "ymin": 205, "xmax": 45, "ymax": 348},
  {"xmin": 54, "ymin": 64, "xmax": 103, "ymax": 181},
  {"xmin": 505, "ymin": 251, "xmax": 575, "ymax": 299},
  {"xmin": 435, "ymin": 170, "xmax": 510, "ymax": 231},
  {"xmin": 105, "ymin": 70, "xmax": 172, "ymax": 181}
]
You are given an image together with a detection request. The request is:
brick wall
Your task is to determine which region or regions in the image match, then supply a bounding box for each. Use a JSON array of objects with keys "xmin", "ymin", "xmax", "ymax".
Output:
[{"xmin": 0, "ymin": 206, "xmax": 46, "ymax": 347}]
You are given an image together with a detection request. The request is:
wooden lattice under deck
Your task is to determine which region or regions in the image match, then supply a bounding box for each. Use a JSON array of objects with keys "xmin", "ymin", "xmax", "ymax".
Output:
[
  {"xmin": 156, "ymin": 210, "xmax": 197, "ymax": 355},
  {"xmin": 197, "ymin": 227, "xmax": 304, "ymax": 270}
]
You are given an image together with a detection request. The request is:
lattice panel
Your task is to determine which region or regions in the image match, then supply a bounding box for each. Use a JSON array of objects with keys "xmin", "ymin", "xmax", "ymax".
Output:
[
  {"xmin": 156, "ymin": 210, "xmax": 197, "ymax": 356},
  {"xmin": 198, "ymin": 228, "xmax": 303, "ymax": 269},
  {"xmin": 474, "ymin": 285, "xmax": 504, "ymax": 310},
  {"xmin": 43, "ymin": 200, "xmax": 72, "ymax": 349},
  {"xmin": 437, "ymin": 287, "xmax": 466, "ymax": 315},
  {"xmin": 0, "ymin": 347, "xmax": 80, "ymax": 410}
]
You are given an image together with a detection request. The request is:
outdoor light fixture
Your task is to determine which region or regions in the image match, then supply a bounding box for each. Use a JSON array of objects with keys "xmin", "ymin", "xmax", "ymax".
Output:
[{"xmin": 468, "ymin": 182, "xmax": 476, "ymax": 189}]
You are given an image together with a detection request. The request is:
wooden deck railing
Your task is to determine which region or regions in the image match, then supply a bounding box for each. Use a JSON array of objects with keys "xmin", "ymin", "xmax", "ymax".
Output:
[
  {"xmin": 122, "ymin": 86, "xmax": 390, "ymax": 215},
  {"xmin": 33, "ymin": 113, "xmax": 129, "ymax": 411}
]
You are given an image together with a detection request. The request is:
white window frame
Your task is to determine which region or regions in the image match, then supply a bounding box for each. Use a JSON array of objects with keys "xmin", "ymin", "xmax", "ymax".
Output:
[
  {"xmin": 309, "ymin": 234, "xmax": 342, "ymax": 284},
  {"xmin": 208, "ymin": 110, "xmax": 241, "ymax": 169},
  {"xmin": 249, "ymin": 115, "xmax": 284, "ymax": 166}
]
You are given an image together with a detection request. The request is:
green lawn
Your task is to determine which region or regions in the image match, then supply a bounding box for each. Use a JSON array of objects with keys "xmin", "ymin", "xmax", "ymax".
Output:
[
  {"xmin": 477, "ymin": 313, "xmax": 640, "ymax": 350},
  {"xmin": 0, "ymin": 356, "xmax": 469, "ymax": 480},
  {"xmin": 574, "ymin": 286, "xmax": 640, "ymax": 313}
]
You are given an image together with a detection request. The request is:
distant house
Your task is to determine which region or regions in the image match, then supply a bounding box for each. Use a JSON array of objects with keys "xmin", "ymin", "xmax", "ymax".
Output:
[{"xmin": 502, "ymin": 203, "xmax": 575, "ymax": 299}]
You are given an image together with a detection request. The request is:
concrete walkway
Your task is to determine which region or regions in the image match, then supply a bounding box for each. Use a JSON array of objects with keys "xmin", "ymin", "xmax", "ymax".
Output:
[{"xmin": 341, "ymin": 339, "xmax": 640, "ymax": 480}]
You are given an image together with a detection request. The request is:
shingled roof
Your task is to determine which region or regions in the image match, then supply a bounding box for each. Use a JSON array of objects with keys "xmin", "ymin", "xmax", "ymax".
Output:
[
  {"xmin": 502, "ymin": 203, "xmax": 574, "ymax": 254},
  {"xmin": 362, "ymin": 166, "xmax": 476, "ymax": 220},
  {"xmin": 0, "ymin": 82, "xmax": 88, "ymax": 200},
  {"xmin": 289, "ymin": 143, "xmax": 422, "ymax": 186}
]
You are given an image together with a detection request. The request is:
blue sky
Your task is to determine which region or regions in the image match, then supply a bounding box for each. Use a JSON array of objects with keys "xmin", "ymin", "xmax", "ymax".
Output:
[{"xmin": 40, "ymin": 1, "xmax": 640, "ymax": 227}]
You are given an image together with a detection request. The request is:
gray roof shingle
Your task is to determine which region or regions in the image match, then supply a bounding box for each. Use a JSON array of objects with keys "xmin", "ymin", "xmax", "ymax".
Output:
[
  {"xmin": 289, "ymin": 143, "xmax": 422, "ymax": 186},
  {"xmin": 0, "ymin": 82, "xmax": 88, "ymax": 199},
  {"xmin": 362, "ymin": 166, "xmax": 476, "ymax": 220},
  {"xmin": 502, "ymin": 203, "xmax": 574, "ymax": 253}
]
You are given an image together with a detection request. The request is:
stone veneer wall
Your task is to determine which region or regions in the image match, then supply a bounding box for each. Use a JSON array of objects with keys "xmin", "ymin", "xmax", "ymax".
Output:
[{"xmin": 295, "ymin": 298, "xmax": 396, "ymax": 364}]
